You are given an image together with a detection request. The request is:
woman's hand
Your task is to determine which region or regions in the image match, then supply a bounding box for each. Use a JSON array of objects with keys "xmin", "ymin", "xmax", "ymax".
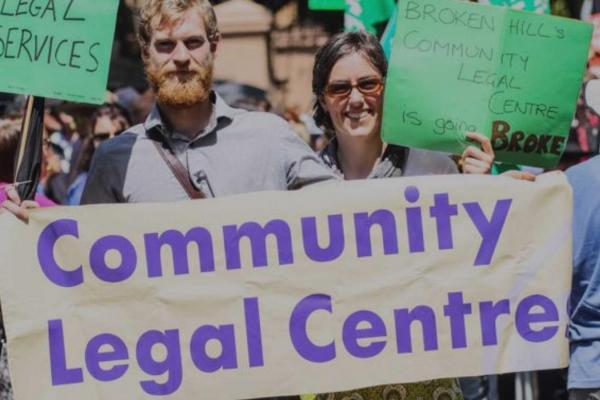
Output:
[
  {"xmin": 0, "ymin": 185, "xmax": 39, "ymax": 223},
  {"xmin": 501, "ymin": 170, "xmax": 536, "ymax": 182},
  {"xmin": 460, "ymin": 132, "xmax": 495, "ymax": 174}
]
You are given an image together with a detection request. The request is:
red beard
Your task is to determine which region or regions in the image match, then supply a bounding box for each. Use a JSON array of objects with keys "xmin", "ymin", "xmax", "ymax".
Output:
[{"xmin": 146, "ymin": 56, "xmax": 214, "ymax": 108}]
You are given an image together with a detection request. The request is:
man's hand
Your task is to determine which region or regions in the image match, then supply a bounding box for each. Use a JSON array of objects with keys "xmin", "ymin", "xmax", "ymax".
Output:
[{"xmin": 0, "ymin": 185, "xmax": 39, "ymax": 223}]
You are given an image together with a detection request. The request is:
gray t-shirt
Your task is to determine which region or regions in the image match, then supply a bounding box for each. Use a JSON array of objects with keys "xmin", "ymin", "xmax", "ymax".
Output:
[{"xmin": 320, "ymin": 139, "xmax": 458, "ymax": 178}]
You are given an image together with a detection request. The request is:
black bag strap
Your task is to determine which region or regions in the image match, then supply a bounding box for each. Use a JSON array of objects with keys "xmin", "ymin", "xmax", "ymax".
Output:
[{"xmin": 152, "ymin": 140, "xmax": 205, "ymax": 200}]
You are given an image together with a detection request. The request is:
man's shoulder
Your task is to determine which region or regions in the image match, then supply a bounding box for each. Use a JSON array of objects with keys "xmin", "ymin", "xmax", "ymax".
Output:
[
  {"xmin": 231, "ymin": 110, "xmax": 290, "ymax": 133},
  {"xmin": 90, "ymin": 127, "xmax": 143, "ymax": 175},
  {"xmin": 94, "ymin": 126, "xmax": 142, "ymax": 159}
]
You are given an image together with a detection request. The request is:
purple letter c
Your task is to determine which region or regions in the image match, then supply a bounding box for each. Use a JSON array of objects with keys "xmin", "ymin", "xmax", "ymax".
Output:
[
  {"xmin": 37, "ymin": 219, "xmax": 83, "ymax": 287},
  {"xmin": 289, "ymin": 294, "xmax": 336, "ymax": 363}
]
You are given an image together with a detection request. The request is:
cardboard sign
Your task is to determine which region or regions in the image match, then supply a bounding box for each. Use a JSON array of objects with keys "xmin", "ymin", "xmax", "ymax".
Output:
[
  {"xmin": 381, "ymin": 0, "xmax": 592, "ymax": 168},
  {"xmin": 0, "ymin": 173, "xmax": 572, "ymax": 399},
  {"xmin": 0, "ymin": 0, "xmax": 120, "ymax": 104}
]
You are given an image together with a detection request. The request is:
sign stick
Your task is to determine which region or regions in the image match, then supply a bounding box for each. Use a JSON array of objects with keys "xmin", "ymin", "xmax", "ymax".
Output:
[{"xmin": 14, "ymin": 96, "xmax": 45, "ymax": 201}]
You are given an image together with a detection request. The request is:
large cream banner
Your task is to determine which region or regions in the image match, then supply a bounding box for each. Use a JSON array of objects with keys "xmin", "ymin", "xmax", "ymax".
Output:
[{"xmin": 0, "ymin": 173, "xmax": 571, "ymax": 399}]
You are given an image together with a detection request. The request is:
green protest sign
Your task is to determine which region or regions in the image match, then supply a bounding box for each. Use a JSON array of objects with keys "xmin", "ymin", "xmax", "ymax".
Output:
[
  {"xmin": 0, "ymin": 0, "xmax": 120, "ymax": 104},
  {"xmin": 381, "ymin": 0, "xmax": 592, "ymax": 168},
  {"xmin": 308, "ymin": 0, "xmax": 346, "ymax": 10}
]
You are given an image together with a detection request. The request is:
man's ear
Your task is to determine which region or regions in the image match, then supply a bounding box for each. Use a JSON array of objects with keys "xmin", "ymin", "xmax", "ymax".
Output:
[
  {"xmin": 140, "ymin": 43, "xmax": 150, "ymax": 62},
  {"xmin": 209, "ymin": 32, "xmax": 221, "ymax": 54}
]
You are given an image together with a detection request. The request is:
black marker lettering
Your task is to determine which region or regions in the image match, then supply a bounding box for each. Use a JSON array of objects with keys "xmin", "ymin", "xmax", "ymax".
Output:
[
  {"xmin": 17, "ymin": 28, "xmax": 32, "ymax": 61},
  {"xmin": 40, "ymin": 0, "xmax": 57, "ymax": 22},
  {"xmin": 63, "ymin": 0, "xmax": 84, "ymax": 21},
  {"xmin": 86, "ymin": 42, "xmax": 99, "ymax": 72},
  {"xmin": 54, "ymin": 38, "xmax": 68, "ymax": 66},
  {"xmin": 68, "ymin": 40, "xmax": 83, "ymax": 68}
]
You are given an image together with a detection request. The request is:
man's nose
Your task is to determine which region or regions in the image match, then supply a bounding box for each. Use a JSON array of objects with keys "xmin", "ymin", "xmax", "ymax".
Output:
[{"xmin": 172, "ymin": 42, "xmax": 190, "ymax": 64}]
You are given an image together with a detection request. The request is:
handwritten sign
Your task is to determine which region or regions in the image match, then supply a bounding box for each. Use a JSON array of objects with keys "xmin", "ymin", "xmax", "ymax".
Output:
[
  {"xmin": 381, "ymin": 0, "xmax": 592, "ymax": 168},
  {"xmin": 0, "ymin": 0, "xmax": 119, "ymax": 104},
  {"xmin": 0, "ymin": 173, "xmax": 571, "ymax": 399}
]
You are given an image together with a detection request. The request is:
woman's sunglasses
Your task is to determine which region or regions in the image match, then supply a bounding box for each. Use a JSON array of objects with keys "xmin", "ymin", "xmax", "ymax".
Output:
[{"xmin": 324, "ymin": 77, "xmax": 384, "ymax": 99}]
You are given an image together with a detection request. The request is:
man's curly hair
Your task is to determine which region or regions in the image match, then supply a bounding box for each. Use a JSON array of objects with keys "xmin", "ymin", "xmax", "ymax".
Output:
[{"xmin": 137, "ymin": 0, "xmax": 220, "ymax": 50}]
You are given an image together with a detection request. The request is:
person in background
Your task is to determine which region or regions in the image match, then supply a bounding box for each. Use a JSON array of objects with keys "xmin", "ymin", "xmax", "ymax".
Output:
[
  {"xmin": 66, "ymin": 103, "xmax": 131, "ymax": 205},
  {"xmin": 566, "ymin": 154, "xmax": 600, "ymax": 400},
  {"xmin": 41, "ymin": 140, "xmax": 70, "ymax": 204},
  {"xmin": 284, "ymin": 106, "xmax": 311, "ymax": 144},
  {"xmin": 0, "ymin": 119, "xmax": 54, "ymax": 210},
  {"xmin": 45, "ymin": 104, "xmax": 81, "ymax": 170}
]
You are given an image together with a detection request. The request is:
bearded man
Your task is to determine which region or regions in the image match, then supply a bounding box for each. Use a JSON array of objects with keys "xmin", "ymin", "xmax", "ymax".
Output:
[{"xmin": 80, "ymin": 0, "xmax": 335, "ymax": 204}]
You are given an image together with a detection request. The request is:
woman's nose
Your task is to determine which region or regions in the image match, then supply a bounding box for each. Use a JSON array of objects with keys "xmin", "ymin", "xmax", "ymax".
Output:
[{"xmin": 347, "ymin": 87, "xmax": 365, "ymax": 105}]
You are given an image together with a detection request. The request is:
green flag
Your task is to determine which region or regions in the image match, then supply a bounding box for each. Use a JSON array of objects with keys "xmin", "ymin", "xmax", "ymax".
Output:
[
  {"xmin": 345, "ymin": 0, "xmax": 397, "ymax": 33},
  {"xmin": 308, "ymin": 0, "xmax": 346, "ymax": 10},
  {"xmin": 380, "ymin": 4, "xmax": 399, "ymax": 58},
  {"xmin": 308, "ymin": 0, "xmax": 396, "ymax": 33},
  {"xmin": 479, "ymin": 0, "xmax": 551, "ymax": 14}
]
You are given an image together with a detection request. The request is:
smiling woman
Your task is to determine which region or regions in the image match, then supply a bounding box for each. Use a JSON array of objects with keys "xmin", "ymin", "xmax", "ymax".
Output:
[{"xmin": 310, "ymin": 30, "xmax": 499, "ymax": 400}]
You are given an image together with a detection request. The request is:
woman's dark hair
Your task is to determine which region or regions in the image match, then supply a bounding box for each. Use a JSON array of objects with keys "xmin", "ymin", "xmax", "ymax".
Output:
[
  {"xmin": 90, "ymin": 103, "xmax": 132, "ymax": 133},
  {"xmin": 69, "ymin": 103, "xmax": 132, "ymax": 183},
  {"xmin": 312, "ymin": 31, "xmax": 388, "ymax": 135}
]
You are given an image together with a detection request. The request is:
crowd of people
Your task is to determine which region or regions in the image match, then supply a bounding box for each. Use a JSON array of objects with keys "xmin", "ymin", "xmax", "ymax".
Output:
[{"xmin": 0, "ymin": 0, "xmax": 599, "ymax": 399}]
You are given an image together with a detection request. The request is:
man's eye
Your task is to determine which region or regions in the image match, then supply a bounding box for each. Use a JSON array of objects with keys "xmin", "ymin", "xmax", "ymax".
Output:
[
  {"xmin": 185, "ymin": 38, "xmax": 205, "ymax": 49},
  {"xmin": 155, "ymin": 41, "xmax": 175, "ymax": 52}
]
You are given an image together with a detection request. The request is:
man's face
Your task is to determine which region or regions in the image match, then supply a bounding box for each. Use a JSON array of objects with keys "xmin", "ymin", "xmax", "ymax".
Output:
[{"xmin": 144, "ymin": 8, "xmax": 216, "ymax": 108}]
